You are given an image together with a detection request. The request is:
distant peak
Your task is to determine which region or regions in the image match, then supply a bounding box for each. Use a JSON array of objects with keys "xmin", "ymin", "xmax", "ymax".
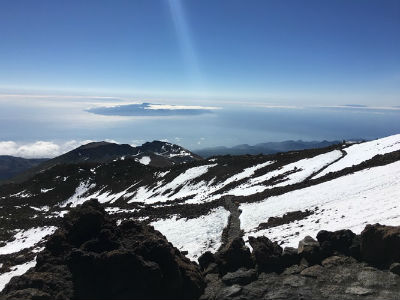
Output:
[{"xmin": 78, "ymin": 141, "xmax": 113, "ymax": 150}]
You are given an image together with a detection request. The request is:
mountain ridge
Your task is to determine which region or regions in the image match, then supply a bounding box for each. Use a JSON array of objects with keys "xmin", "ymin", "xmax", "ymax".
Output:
[
  {"xmin": 1, "ymin": 140, "xmax": 201, "ymax": 184},
  {"xmin": 194, "ymin": 140, "xmax": 350, "ymax": 158},
  {"xmin": 0, "ymin": 156, "xmax": 49, "ymax": 182}
]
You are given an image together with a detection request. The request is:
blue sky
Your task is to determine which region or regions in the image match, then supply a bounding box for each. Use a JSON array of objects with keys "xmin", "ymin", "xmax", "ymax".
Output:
[
  {"xmin": 0, "ymin": 0, "xmax": 399, "ymax": 104},
  {"xmin": 0, "ymin": 1, "xmax": 399, "ymax": 156}
]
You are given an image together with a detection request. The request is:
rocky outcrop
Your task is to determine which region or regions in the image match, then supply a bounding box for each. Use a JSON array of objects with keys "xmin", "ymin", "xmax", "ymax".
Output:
[
  {"xmin": 214, "ymin": 237, "xmax": 253, "ymax": 274},
  {"xmin": 0, "ymin": 199, "xmax": 205, "ymax": 300},
  {"xmin": 317, "ymin": 229, "xmax": 360, "ymax": 258},
  {"xmin": 360, "ymin": 223, "xmax": 400, "ymax": 267},
  {"xmin": 201, "ymin": 255, "xmax": 400, "ymax": 300},
  {"xmin": 297, "ymin": 235, "xmax": 321, "ymax": 265},
  {"xmin": 200, "ymin": 226, "xmax": 400, "ymax": 300},
  {"xmin": 248, "ymin": 236, "xmax": 282, "ymax": 272}
]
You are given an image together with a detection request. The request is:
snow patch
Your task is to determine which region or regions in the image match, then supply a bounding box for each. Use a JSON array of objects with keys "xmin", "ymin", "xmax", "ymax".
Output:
[
  {"xmin": 40, "ymin": 188, "xmax": 54, "ymax": 193},
  {"xmin": 128, "ymin": 164, "xmax": 217, "ymax": 204},
  {"xmin": 30, "ymin": 206, "xmax": 49, "ymax": 212},
  {"xmin": 60, "ymin": 181, "xmax": 95, "ymax": 207},
  {"xmin": 0, "ymin": 227, "xmax": 57, "ymax": 255},
  {"xmin": 157, "ymin": 170, "xmax": 170, "ymax": 178},
  {"xmin": 151, "ymin": 207, "xmax": 230, "ymax": 260},
  {"xmin": 0, "ymin": 259, "xmax": 36, "ymax": 291},
  {"xmin": 138, "ymin": 156, "xmax": 151, "ymax": 165}
]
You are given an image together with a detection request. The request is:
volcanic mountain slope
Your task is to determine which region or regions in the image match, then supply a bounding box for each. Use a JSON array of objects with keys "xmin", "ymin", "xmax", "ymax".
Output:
[
  {"xmin": 0, "ymin": 134, "xmax": 400, "ymax": 291},
  {"xmin": 5, "ymin": 140, "xmax": 201, "ymax": 184},
  {"xmin": 0, "ymin": 156, "xmax": 48, "ymax": 182}
]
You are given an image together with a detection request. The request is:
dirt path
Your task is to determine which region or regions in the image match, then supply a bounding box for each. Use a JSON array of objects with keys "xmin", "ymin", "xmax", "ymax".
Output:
[{"xmin": 219, "ymin": 196, "xmax": 242, "ymax": 251}]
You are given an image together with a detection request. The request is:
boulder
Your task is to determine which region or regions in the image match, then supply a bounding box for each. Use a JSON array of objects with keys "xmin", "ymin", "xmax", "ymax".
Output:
[
  {"xmin": 360, "ymin": 224, "xmax": 400, "ymax": 267},
  {"xmin": 316, "ymin": 229, "xmax": 360, "ymax": 259},
  {"xmin": 281, "ymin": 247, "xmax": 300, "ymax": 268},
  {"xmin": 216, "ymin": 237, "xmax": 253, "ymax": 274},
  {"xmin": 298, "ymin": 236, "xmax": 321, "ymax": 265},
  {"xmin": 63, "ymin": 199, "xmax": 107, "ymax": 247},
  {"xmin": 198, "ymin": 251, "xmax": 216, "ymax": 270},
  {"xmin": 248, "ymin": 236, "xmax": 283, "ymax": 272},
  {"xmin": 1, "ymin": 199, "xmax": 205, "ymax": 300}
]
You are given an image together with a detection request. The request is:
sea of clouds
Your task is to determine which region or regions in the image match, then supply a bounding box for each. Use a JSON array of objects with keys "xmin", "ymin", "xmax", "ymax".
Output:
[{"xmin": 0, "ymin": 140, "xmax": 97, "ymax": 158}]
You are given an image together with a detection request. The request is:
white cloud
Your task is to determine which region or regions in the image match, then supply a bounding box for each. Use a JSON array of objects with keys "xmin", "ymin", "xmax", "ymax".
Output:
[
  {"xmin": 146, "ymin": 104, "xmax": 220, "ymax": 110},
  {"xmin": 16, "ymin": 141, "xmax": 60, "ymax": 158},
  {"xmin": 105, "ymin": 139, "xmax": 118, "ymax": 144},
  {"xmin": 0, "ymin": 141, "xmax": 19, "ymax": 156},
  {"xmin": 0, "ymin": 139, "xmax": 106, "ymax": 158},
  {"xmin": 131, "ymin": 139, "xmax": 145, "ymax": 147}
]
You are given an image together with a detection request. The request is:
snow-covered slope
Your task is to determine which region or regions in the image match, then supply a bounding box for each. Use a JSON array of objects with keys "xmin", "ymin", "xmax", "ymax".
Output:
[
  {"xmin": 314, "ymin": 134, "xmax": 400, "ymax": 178},
  {"xmin": 240, "ymin": 160, "xmax": 400, "ymax": 247},
  {"xmin": 225, "ymin": 150, "xmax": 342, "ymax": 196},
  {"xmin": 1, "ymin": 134, "xmax": 400, "ymax": 291}
]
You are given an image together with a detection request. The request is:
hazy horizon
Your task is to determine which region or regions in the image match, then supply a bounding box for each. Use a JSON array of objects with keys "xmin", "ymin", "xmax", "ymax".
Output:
[
  {"xmin": 1, "ymin": 95, "xmax": 400, "ymax": 158},
  {"xmin": 0, "ymin": 0, "xmax": 399, "ymax": 157}
]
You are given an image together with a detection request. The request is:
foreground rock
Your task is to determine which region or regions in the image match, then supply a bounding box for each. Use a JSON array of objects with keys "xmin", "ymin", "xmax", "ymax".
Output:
[
  {"xmin": 248, "ymin": 236, "xmax": 282, "ymax": 272},
  {"xmin": 201, "ymin": 255, "xmax": 400, "ymax": 300},
  {"xmin": 0, "ymin": 199, "xmax": 205, "ymax": 300},
  {"xmin": 200, "ymin": 225, "xmax": 400, "ymax": 300},
  {"xmin": 2, "ymin": 202, "xmax": 400, "ymax": 300},
  {"xmin": 361, "ymin": 223, "xmax": 400, "ymax": 267}
]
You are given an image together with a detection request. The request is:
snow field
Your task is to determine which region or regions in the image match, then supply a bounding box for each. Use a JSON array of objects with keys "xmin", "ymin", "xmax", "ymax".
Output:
[
  {"xmin": 315, "ymin": 134, "xmax": 400, "ymax": 178},
  {"xmin": 240, "ymin": 161, "xmax": 400, "ymax": 248},
  {"xmin": 225, "ymin": 150, "xmax": 342, "ymax": 196}
]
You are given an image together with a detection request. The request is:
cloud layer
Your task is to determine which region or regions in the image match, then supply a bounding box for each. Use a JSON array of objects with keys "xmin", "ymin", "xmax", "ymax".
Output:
[{"xmin": 0, "ymin": 140, "xmax": 95, "ymax": 158}]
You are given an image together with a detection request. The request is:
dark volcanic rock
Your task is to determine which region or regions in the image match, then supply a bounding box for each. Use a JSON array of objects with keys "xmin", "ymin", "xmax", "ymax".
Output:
[
  {"xmin": 201, "ymin": 255, "xmax": 400, "ymax": 300},
  {"xmin": 281, "ymin": 247, "xmax": 300, "ymax": 267},
  {"xmin": 248, "ymin": 236, "xmax": 283, "ymax": 272},
  {"xmin": 198, "ymin": 251, "xmax": 216, "ymax": 270},
  {"xmin": 257, "ymin": 210, "xmax": 313, "ymax": 230},
  {"xmin": 216, "ymin": 237, "xmax": 253, "ymax": 274},
  {"xmin": 1, "ymin": 199, "xmax": 205, "ymax": 300},
  {"xmin": 361, "ymin": 223, "xmax": 400, "ymax": 267},
  {"xmin": 221, "ymin": 268, "xmax": 257, "ymax": 285},
  {"xmin": 317, "ymin": 229, "xmax": 360, "ymax": 259},
  {"xmin": 298, "ymin": 236, "xmax": 321, "ymax": 265}
]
